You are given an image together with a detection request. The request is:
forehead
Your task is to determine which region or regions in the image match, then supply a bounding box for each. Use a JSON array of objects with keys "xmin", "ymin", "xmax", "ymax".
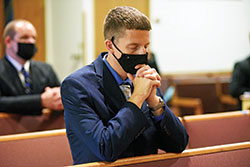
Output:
[
  {"xmin": 119, "ymin": 29, "xmax": 150, "ymax": 45},
  {"xmin": 14, "ymin": 22, "xmax": 37, "ymax": 38}
]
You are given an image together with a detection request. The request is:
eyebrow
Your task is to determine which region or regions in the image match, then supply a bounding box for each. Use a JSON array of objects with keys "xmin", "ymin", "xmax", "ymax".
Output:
[{"xmin": 127, "ymin": 42, "xmax": 150, "ymax": 47}]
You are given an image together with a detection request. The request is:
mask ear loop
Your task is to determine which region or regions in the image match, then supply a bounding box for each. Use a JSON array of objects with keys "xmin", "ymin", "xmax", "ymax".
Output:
[
  {"xmin": 111, "ymin": 36, "xmax": 123, "ymax": 61},
  {"xmin": 111, "ymin": 36, "xmax": 123, "ymax": 54}
]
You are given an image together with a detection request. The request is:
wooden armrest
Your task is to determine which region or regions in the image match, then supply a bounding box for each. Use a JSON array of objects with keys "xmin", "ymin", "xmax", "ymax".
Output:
[
  {"xmin": 170, "ymin": 97, "xmax": 203, "ymax": 115},
  {"xmin": 171, "ymin": 97, "xmax": 202, "ymax": 107},
  {"xmin": 219, "ymin": 95, "xmax": 238, "ymax": 105}
]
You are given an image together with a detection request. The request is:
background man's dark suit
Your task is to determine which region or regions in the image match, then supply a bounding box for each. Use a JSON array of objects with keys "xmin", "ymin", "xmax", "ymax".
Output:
[
  {"xmin": 0, "ymin": 56, "xmax": 61, "ymax": 115},
  {"xmin": 230, "ymin": 55, "xmax": 250, "ymax": 109}
]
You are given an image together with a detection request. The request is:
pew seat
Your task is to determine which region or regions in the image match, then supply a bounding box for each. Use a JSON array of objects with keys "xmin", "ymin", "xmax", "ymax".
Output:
[
  {"xmin": 183, "ymin": 110, "xmax": 250, "ymax": 149},
  {"xmin": 0, "ymin": 129, "xmax": 72, "ymax": 167}
]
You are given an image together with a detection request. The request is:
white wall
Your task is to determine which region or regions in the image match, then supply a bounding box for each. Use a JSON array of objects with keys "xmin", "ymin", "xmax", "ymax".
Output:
[
  {"xmin": 82, "ymin": 0, "xmax": 95, "ymax": 66},
  {"xmin": 244, "ymin": 0, "xmax": 250, "ymax": 31},
  {"xmin": 150, "ymin": 0, "xmax": 250, "ymax": 74},
  {"xmin": 45, "ymin": 0, "xmax": 250, "ymax": 80},
  {"xmin": 45, "ymin": 0, "xmax": 94, "ymax": 81}
]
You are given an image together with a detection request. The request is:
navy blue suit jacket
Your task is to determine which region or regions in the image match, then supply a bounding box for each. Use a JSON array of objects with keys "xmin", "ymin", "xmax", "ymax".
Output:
[{"xmin": 61, "ymin": 52, "xmax": 188, "ymax": 165}]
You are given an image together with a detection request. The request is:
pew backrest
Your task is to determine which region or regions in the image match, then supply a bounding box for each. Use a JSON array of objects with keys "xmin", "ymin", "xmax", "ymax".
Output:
[
  {"xmin": 0, "ymin": 129, "xmax": 73, "ymax": 167},
  {"xmin": 0, "ymin": 113, "xmax": 27, "ymax": 135},
  {"xmin": 183, "ymin": 110, "xmax": 250, "ymax": 148},
  {"xmin": 172, "ymin": 76, "xmax": 220, "ymax": 114},
  {"xmin": 0, "ymin": 111, "xmax": 65, "ymax": 135},
  {"xmin": 161, "ymin": 73, "xmax": 238, "ymax": 115}
]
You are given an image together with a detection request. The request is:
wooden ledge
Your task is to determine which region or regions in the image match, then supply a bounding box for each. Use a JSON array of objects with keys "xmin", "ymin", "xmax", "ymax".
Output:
[
  {"xmin": 72, "ymin": 141, "xmax": 250, "ymax": 167},
  {"xmin": 183, "ymin": 110, "xmax": 250, "ymax": 122},
  {"xmin": 0, "ymin": 113, "xmax": 21, "ymax": 119},
  {"xmin": 0, "ymin": 129, "xmax": 66, "ymax": 142},
  {"xmin": 0, "ymin": 108, "xmax": 52, "ymax": 118}
]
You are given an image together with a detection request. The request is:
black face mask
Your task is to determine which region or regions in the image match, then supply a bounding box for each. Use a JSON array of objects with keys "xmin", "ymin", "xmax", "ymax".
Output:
[
  {"xmin": 17, "ymin": 43, "xmax": 37, "ymax": 60},
  {"xmin": 111, "ymin": 37, "xmax": 148, "ymax": 74}
]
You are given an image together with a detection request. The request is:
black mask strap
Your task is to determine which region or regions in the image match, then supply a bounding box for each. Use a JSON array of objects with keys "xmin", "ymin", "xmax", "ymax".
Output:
[{"xmin": 111, "ymin": 36, "xmax": 123, "ymax": 55}]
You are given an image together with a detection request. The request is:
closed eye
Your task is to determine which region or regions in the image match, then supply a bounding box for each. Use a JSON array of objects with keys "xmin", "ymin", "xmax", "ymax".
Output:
[{"xmin": 127, "ymin": 45, "xmax": 139, "ymax": 53}]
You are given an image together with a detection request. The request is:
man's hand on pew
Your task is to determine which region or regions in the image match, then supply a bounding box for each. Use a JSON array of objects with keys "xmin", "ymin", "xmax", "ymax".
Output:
[{"xmin": 41, "ymin": 87, "xmax": 64, "ymax": 111}]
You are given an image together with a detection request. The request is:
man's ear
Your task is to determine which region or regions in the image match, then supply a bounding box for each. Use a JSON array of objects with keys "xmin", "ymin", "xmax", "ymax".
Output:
[
  {"xmin": 104, "ymin": 39, "xmax": 114, "ymax": 53},
  {"xmin": 4, "ymin": 36, "xmax": 11, "ymax": 45},
  {"xmin": 4, "ymin": 36, "xmax": 12, "ymax": 48}
]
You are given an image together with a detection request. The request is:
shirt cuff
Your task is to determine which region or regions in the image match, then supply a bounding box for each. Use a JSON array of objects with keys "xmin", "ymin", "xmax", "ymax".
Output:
[{"xmin": 153, "ymin": 110, "xmax": 166, "ymax": 122}]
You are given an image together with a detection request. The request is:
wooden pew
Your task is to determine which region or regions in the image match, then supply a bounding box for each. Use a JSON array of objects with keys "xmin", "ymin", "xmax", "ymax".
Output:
[
  {"xmin": 183, "ymin": 110, "xmax": 250, "ymax": 149},
  {"xmin": 171, "ymin": 76, "xmax": 220, "ymax": 115},
  {"xmin": 161, "ymin": 72, "xmax": 238, "ymax": 116},
  {"xmin": 215, "ymin": 75, "xmax": 238, "ymax": 110},
  {"xmin": 0, "ymin": 129, "xmax": 72, "ymax": 167},
  {"xmin": 73, "ymin": 141, "xmax": 250, "ymax": 167},
  {"xmin": 0, "ymin": 113, "xmax": 27, "ymax": 135},
  {"xmin": 170, "ymin": 92, "xmax": 203, "ymax": 116},
  {"xmin": 0, "ymin": 109, "xmax": 65, "ymax": 135},
  {"xmin": 161, "ymin": 75, "xmax": 204, "ymax": 116}
]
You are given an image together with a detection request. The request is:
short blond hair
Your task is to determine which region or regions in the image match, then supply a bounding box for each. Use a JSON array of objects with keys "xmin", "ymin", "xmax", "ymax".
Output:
[{"xmin": 103, "ymin": 6, "xmax": 151, "ymax": 42}]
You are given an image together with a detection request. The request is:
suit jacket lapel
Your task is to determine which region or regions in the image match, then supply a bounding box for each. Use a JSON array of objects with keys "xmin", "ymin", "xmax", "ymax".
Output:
[
  {"xmin": 94, "ymin": 53, "xmax": 126, "ymax": 115},
  {"xmin": 29, "ymin": 61, "xmax": 38, "ymax": 92},
  {"xmin": 3, "ymin": 56, "xmax": 26, "ymax": 94}
]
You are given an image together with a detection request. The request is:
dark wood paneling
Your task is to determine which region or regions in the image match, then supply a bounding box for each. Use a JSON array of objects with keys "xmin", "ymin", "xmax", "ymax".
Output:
[{"xmin": 13, "ymin": 0, "xmax": 45, "ymax": 61}]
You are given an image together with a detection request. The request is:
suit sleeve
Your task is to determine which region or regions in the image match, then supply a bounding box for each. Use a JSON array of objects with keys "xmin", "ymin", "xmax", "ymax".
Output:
[
  {"xmin": 0, "ymin": 93, "xmax": 42, "ymax": 115},
  {"xmin": 44, "ymin": 63, "xmax": 61, "ymax": 87},
  {"xmin": 152, "ymin": 89, "xmax": 189, "ymax": 153},
  {"xmin": 61, "ymin": 77, "xmax": 151, "ymax": 162}
]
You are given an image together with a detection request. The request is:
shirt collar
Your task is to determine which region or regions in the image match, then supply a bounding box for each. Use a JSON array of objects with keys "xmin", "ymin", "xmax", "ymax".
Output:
[
  {"xmin": 6, "ymin": 55, "xmax": 30, "ymax": 73},
  {"xmin": 103, "ymin": 54, "xmax": 131, "ymax": 85}
]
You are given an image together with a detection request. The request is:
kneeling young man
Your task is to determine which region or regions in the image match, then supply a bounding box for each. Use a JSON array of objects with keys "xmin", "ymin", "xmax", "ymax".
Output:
[{"xmin": 61, "ymin": 6, "xmax": 188, "ymax": 165}]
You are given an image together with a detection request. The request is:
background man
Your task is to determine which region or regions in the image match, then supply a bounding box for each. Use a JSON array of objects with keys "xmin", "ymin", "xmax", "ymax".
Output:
[
  {"xmin": 0, "ymin": 19, "xmax": 63, "ymax": 115},
  {"xmin": 230, "ymin": 54, "xmax": 250, "ymax": 109}
]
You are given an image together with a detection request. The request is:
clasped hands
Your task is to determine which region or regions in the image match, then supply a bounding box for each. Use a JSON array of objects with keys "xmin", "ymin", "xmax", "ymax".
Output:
[
  {"xmin": 127, "ymin": 64, "xmax": 161, "ymax": 109},
  {"xmin": 41, "ymin": 87, "xmax": 64, "ymax": 111}
]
